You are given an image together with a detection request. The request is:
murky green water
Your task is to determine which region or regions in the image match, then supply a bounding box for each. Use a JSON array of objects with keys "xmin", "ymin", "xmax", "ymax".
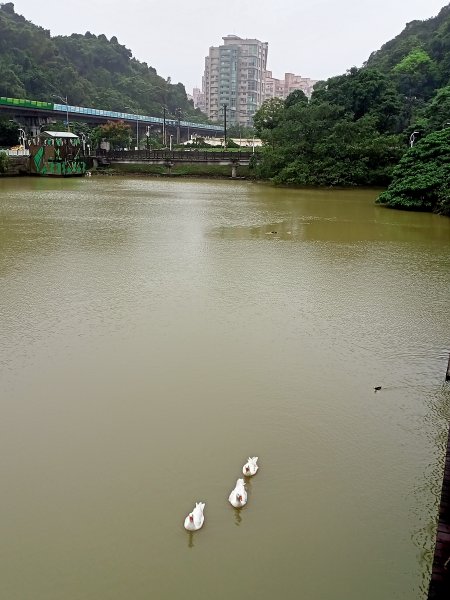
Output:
[{"xmin": 1, "ymin": 176, "xmax": 449, "ymax": 600}]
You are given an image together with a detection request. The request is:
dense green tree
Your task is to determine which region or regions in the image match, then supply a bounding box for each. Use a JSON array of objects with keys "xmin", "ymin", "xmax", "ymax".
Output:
[
  {"xmin": 284, "ymin": 89, "xmax": 308, "ymax": 109},
  {"xmin": 252, "ymin": 3, "xmax": 450, "ymax": 206},
  {"xmin": 0, "ymin": 117, "xmax": 20, "ymax": 146},
  {"xmin": 367, "ymin": 3, "xmax": 450, "ymax": 87},
  {"xmin": 258, "ymin": 105, "xmax": 403, "ymax": 187},
  {"xmin": 253, "ymin": 98, "xmax": 285, "ymax": 148},
  {"xmin": 253, "ymin": 98, "xmax": 285, "ymax": 134},
  {"xmin": 0, "ymin": 150, "xmax": 8, "ymax": 172},
  {"xmin": 376, "ymin": 128, "xmax": 450, "ymax": 215},
  {"xmin": 392, "ymin": 48, "xmax": 438, "ymax": 100},
  {"xmin": 91, "ymin": 120, "xmax": 131, "ymax": 149},
  {"xmin": 421, "ymin": 86, "xmax": 450, "ymax": 132},
  {"xmin": 310, "ymin": 67, "xmax": 404, "ymax": 132}
]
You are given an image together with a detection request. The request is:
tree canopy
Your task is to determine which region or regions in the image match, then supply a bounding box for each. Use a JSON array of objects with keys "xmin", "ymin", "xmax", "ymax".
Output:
[
  {"xmin": 376, "ymin": 128, "xmax": 450, "ymax": 216},
  {"xmin": 91, "ymin": 120, "xmax": 131, "ymax": 149},
  {"xmin": 0, "ymin": 117, "xmax": 19, "ymax": 146},
  {"xmin": 251, "ymin": 3, "xmax": 450, "ymax": 214}
]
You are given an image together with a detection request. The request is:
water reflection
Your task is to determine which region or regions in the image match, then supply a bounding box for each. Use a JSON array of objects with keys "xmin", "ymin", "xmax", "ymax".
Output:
[
  {"xmin": 187, "ymin": 531, "xmax": 195, "ymax": 549},
  {"xmin": 209, "ymin": 189, "xmax": 450, "ymax": 244},
  {"xmin": 233, "ymin": 507, "xmax": 243, "ymax": 526},
  {"xmin": 244, "ymin": 473, "xmax": 254, "ymax": 487},
  {"xmin": 230, "ymin": 475, "xmax": 254, "ymax": 526},
  {"xmin": 0, "ymin": 185, "xmax": 130, "ymax": 277}
]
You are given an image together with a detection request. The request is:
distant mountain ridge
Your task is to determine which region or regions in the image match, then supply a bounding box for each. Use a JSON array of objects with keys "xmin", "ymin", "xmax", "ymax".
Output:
[{"xmin": 0, "ymin": 2, "xmax": 205, "ymax": 121}]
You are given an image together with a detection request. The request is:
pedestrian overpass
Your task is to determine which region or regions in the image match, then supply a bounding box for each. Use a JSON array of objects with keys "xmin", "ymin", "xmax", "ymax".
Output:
[{"xmin": 95, "ymin": 149, "xmax": 257, "ymax": 178}]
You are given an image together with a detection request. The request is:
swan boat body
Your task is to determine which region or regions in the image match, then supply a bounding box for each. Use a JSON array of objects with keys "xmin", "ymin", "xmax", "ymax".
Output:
[
  {"xmin": 228, "ymin": 478, "xmax": 247, "ymax": 508},
  {"xmin": 184, "ymin": 502, "xmax": 206, "ymax": 531},
  {"xmin": 242, "ymin": 456, "xmax": 259, "ymax": 476}
]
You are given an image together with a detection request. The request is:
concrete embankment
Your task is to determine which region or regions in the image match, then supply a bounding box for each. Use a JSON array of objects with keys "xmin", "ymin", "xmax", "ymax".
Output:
[
  {"xmin": 0, "ymin": 155, "xmax": 30, "ymax": 176},
  {"xmin": 428, "ymin": 419, "xmax": 450, "ymax": 599}
]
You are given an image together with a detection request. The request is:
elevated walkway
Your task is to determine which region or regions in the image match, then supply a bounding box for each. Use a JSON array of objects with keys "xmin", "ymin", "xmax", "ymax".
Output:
[{"xmin": 95, "ymin": 149, "xmax": 257, "ymax": 177}]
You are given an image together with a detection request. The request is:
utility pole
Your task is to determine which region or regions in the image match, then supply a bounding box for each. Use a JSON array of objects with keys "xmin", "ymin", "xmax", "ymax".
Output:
[
  {"xmin": 125, "ymin": 106, "xmax": 139, "ymax": 149},
  {"xmin": 136, "ymin": 115, "xmax": 139, "ymax": 150},
  {"xmin": 176, "ymin": 108, "xmax": 181, "ymax": 145},
  {"xmin": 162, "ymin": 106, "xmax": 166, "ymax": 146},
  {"xmin": 223, "ymin": 103, "xmax": 227, "ymax": 149},
  {"xmin": 52, "ymin": 94, "xmax": 69, "ymax": 131}
]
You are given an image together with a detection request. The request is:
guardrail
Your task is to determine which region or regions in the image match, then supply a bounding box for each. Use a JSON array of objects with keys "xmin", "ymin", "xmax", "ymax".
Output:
[
  {"xmin": 100, "ymin": 149, "xmax": 258, "ymax": 161},
  {"xmin": 1, "ymin": 149, "xmax": 30, "ymax": 156}
]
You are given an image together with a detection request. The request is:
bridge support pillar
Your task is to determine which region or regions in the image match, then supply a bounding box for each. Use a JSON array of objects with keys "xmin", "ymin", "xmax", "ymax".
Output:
[
  {"xmin": 231, "ymin": 164, "xmax": 237, "ymax": 178},
  {"xmin": 22, "ymin": 115, "xmax": 54, "ymax": 137}
]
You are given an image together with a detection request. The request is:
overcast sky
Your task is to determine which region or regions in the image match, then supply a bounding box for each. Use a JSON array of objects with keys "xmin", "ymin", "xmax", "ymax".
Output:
[{"xmin": 11, "ymin": 0, "xmax": 450, "ymax": 92}]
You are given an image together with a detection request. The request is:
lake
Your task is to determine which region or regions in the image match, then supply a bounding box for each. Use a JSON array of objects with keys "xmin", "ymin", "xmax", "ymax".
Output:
[{"xmin": 1, "ymin": 176, "xmax": 449, "ymax": 600}]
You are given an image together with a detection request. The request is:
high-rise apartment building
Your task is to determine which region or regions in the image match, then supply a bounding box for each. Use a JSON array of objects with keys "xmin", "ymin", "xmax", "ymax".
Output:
[
  {"xmin": 283, "ymin": 72, "xmax": 317, "ymax": 98},
  {"xmin": 192, "ymin": 86, "xmax": 206, "ymax": 113},
  {"xmin": 264, "ymin": 71, "xmax": 317, "ymax": 101},
  {"xmin": 203, "ymin": 35, "xmax": 268, "ymax": 127},
  {"xmin": 264, "ymin": 71, "xmax": 285, "ymax": 100}
]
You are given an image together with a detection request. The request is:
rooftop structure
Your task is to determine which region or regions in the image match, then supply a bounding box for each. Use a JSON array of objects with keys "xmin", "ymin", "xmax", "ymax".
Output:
[{"xmin": 40, "ymin": 131, "xmax": 79, "ymax": 138}]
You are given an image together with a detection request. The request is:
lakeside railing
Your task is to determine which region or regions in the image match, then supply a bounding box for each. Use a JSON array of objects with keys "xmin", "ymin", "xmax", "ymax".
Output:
[
  {"xmin": 99, "ymin": 149, "xmax": 258, "ymax": 162},
  {"xmin": 1, "ymin": 149, "xmax": 30, "ymax": 156}
]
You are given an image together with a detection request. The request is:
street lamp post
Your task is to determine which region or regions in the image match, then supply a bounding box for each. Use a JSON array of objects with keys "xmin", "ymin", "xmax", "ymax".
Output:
[
  {"xmin": 176, "ymin": 108, "xmax": 181, "ymax": 145},
  {"xmin": 80, "ymin": 132, "xmax": 86, "ymax": 155},
  {"xmin": 125, "ymin": 107, "xmax": 139, "ymax": 150},
  {"xmin": 135, "ymin": 117, "xmax": 139, "ymax": 150},
  {"xmin": 169, "ymin": 134, "xmax": 173, "ymax": 151},
  {"xmin": 18, "ymin": 128, "xmax": 26, "ymax": 148},
  {"xmin": 162, "ymin": 106, "xmax": 167, "ymax": 147},
  {"xmin": 409, "ymin": 130, "xmax": 420, "ymax": 147},
  {"xmin": 52, "ymin": 94, "xmax": 69, "ymax": 131},
  {"xmin": 9, "ymin": 119, "xmax": 27, "ymax": 148},
  {"xmin": 223, "ymin": 103, "xmax": 228, "ymax": 149},
  {"xmin": 146, "ymin": 126, "xmax": 152, "ymax": 151}
]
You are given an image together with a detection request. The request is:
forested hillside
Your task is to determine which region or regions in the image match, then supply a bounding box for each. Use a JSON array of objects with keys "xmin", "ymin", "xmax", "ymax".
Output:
[
  {"xmin": 0, "ymin": 2, "xmax": 204, "ymax": 120},
  {"xmin": 367, "ymin": 4, "xmax": 450, "ymax": 84},
  {"xmin": 254, "ymin": 3, "xmax": 450, "ymax": 215}
]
